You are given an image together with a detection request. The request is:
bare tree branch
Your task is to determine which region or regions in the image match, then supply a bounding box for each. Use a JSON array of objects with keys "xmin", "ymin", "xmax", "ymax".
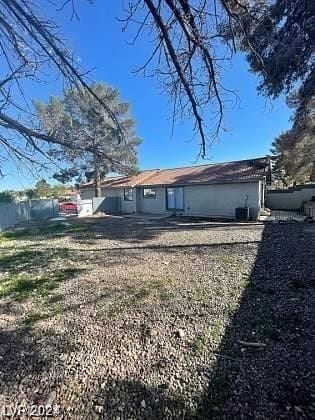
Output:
[
  {"xmin": 0, "ymin": 0, "xmax": 126, "ymax": 177},
  {"xmin": 120, "ymin": 0, "xmax": 265, "ymax": 157},
  {"xmin": 0, "ymin": 111, "xmax": 132, "ymax": 173},
  {"xmin": 0, "ymin": 0, "xmax": 266, "ymax": 175}
]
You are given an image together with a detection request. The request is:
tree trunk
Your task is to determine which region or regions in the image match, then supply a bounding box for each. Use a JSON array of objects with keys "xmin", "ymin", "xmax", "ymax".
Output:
[{"xmin": 94, "ymin": 153, "xmax": 102, "ymax": 197}]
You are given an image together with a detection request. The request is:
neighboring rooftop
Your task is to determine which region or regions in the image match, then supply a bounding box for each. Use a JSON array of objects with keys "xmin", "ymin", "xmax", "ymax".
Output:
[{"xmin": 81, "ymin": 157, "xmax": 271, "ymax": 189}]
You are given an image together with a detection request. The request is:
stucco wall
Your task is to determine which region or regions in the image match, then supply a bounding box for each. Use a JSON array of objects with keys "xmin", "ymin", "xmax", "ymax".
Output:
[
  {"xmin": 183, "ymin": 181, "xmax": 261, "ymax": 219},
  {"xmin": 137, "ymin": 187, "xmax": 169, "ymax": 214},
  {"xmin": 80, "ymin": 188, "xmax": 94, "ymax": 200},
  {"xmin": 136, "ymin": 182, "xmax": 261, "ymax": 219},
  {"xmin": 80, "ymin": 187, "xmax": 136, "ymax": 213},
  {"xmin": 266, "ymin": 184, "xmax": 315, "ymax": 210},
  {"xmin": 81, "ymin": 181, "xmax": 262, "ymax": 218}
]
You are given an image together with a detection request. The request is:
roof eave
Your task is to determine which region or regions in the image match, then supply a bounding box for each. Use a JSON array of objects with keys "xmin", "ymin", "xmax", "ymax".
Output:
[{"xmin": 137, "ymin": 178, "xmax": 265, "ymax": 188}]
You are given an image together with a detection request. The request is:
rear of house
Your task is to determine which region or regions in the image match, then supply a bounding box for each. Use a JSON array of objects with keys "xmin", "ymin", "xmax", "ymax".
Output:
[{"xmin": 80, "ymin": 157, "xmax": 271, "ymax": 220}]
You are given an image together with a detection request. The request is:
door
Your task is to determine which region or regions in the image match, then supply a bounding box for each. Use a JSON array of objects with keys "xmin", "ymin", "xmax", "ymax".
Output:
[
  {"xmin": 166, "ymin": 187, "xmax": 184, "ymax": 210},
  {"xmin": 136, "ymin": 188, "xmax": 142, "ymax": 213}
]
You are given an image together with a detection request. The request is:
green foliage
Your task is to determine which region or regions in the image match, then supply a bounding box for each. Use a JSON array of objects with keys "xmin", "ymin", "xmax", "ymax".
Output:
[
  {"xmin": 235, "ymin": 0, "xmax": 314, "ymax": 99},
  {"xmin": 3, "ymin": 181, "xmax": 73, "ymax": 200},
  {"xmin": 192, "ymin": 320, "xmax": 224, "ymax": 354},
  {"xmin": 34, "ymin": 83, "xmax": 141, "ymax": 189},
  {"xmin": 229, "ymin": 0, "xmax": 315, "ymax": 184},
  {"xmin": 21, "ymin": 179, "xmax": 72, "ymax": 199},
  {"xmin": 191, "ymin": 287, "xmax": 208, "ymax": 302},
  {"xmin": 270, "ymin": 77, "xmax": 315, "ymax": 185},
  {"xmin": 0, "ymin": 271, "xmax": 72, "ymax": 302},
  {"xmin": 0, "ymin": 190, "xmax": 14, "ymax": 202},
  {"xmin": 0, "ymin": 222, "xmax": 91, "ymax": 241},
  {"xmin": 52, "ymin": 168, "xmax": 80, "ymax": 184},
  {"xmin": 271, "ymin": 123, "xmax": 315, "ymax": 185},
  {"xmin": 34, "ymin": 179, "xmax": 51, "ymax": 198},
  {"xmin": 25, "ymin": 189, "xmax": 36, "ymax": 199},
  {"xmin": 192, "ymin": 328, "xmax": 211, "ymax": 354},
  {"xmin": 0, "ymin": 225, "xmax": 82, "ymax": 306},
  {"xmin": 0, "ymin": 245, "xmax": 79, "ymax": 302}
]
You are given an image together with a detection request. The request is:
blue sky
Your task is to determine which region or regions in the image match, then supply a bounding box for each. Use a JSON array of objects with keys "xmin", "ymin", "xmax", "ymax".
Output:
[{"xmin": 1, "ymin": 1, "xmax": 292, "ymax": 190}]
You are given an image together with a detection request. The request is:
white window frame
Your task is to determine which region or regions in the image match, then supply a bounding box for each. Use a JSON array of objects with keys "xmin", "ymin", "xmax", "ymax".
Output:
[{"xmin": 143, "ymin": 188, "xmax": 156, "ymax": 199}]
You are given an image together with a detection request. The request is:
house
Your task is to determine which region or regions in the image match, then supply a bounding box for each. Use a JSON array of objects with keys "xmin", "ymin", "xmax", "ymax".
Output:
[{"xmin": 80, "ymin": 157, "xmax": 271, "ymax": 219}]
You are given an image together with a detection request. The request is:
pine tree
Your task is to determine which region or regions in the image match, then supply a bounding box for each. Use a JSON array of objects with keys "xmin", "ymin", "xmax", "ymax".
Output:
[
  {"xmin": 35, "ymin": 83, "xmax": 141, "ymax": 196},
  {"xmin": 226, "ymin": 0, "xmax": 315, "ymax": 184}
]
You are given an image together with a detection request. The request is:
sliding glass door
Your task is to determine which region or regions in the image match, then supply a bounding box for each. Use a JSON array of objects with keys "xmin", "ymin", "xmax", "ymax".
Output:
[{"xmin": 166, "ymin": 187, "xmax": 184, "ymax": 210}]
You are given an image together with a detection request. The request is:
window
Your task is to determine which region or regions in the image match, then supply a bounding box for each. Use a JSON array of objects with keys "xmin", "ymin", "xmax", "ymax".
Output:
[
  {"xmin": 166, "ymin": 187, "xmax": 184, "ymax": 210},
  {"xmin": 143, "ymin": 188, "xmax": 156, "ymax": 199},
  {"xmin": 124, "ymin": 188, "xmax": 133, "ymax": 201}
]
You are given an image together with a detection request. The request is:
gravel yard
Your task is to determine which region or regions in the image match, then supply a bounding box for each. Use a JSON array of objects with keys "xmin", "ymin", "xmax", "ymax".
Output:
[{"xmin": 0, "ymin": 216, "xmax": 314, "ymax": 419}]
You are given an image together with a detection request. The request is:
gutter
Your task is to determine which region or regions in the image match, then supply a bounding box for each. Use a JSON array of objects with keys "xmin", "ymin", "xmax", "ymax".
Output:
[{"xmin": 137, "ymin": 178, "xmax": 266, "ymax": 188}]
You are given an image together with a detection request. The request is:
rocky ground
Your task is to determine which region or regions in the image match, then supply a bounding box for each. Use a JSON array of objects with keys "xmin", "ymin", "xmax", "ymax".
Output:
[{"xmin": 0, "ymin": 216, "xmax": 314, "ymax": 419}]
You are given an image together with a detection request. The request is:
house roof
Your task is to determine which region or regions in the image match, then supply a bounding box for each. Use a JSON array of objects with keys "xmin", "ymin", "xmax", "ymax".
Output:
[
  {"xmin": 80, "ymin": 157, "xmax": 271, "ymax": 189},
  {"xmin": 80, "ymin": 170, "xmax": 159, "ymax": 189},
  {"xmin": 140, "ymin": 157, "xmax": 271, "ymax": 186}
]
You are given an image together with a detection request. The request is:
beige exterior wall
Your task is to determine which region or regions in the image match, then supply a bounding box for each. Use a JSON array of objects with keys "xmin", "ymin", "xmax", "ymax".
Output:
[
  {"xmin": 80, "ymin": 188, "xmax": 94, "ymax": 200},
  {"xmin": 137, "ymin": 187, "xmax": 169, "ymax": 214},
  {"xmin": 81, "ymin": 181, "xmax": 262, "ymax": 219},
  {"xmin": 102, "ymin": 188, "xmax": 137, "ymax": 214},
  {"xmin": 80, "ymin": 187, "xmax": 136, "ymax": 213},
  {"xmin": 137, "ymin": 181, "xmax": 261, "ymax": 219},
  {"xmin": 183, "ymin": 181, "xmax": 261, "ymax": 219}
]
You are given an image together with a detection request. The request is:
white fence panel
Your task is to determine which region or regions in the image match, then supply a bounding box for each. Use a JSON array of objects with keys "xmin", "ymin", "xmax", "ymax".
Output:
[
  {"xmin": 0, "ymin": 199, "xmax": 58, "ymax": 231},
  {"xmin": 0, "ymin": 201, "xmax": 31, "ymax": 231},
  {"xmin": 30, "ymin": 199, "xmax": 58, "ymax": 220}
]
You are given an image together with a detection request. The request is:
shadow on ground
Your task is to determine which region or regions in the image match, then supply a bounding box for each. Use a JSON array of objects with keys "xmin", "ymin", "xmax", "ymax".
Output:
[
  {"xmin": 0, "ymin": 245, "xmax": 82, "ymax": 302},
  {"xmin": 95, "ymin": 223, "xmax": 314, "ymax": 418},
  {"xmin": 0, "ymin": 216, "xmax": 262, "ymax": 245},
  {"xmin": 0, "ymin": 248, "xmax": 70, "ymax": 274},
  {"xmin": 196, "ymin": 223, "xmax": 315, "ymax": 418},
  {"xmin": 0, "ymin": 218, "xmax": 162, "ymax": 244},
  {"xmin": 0, "ymin": 326, "xmax": 77, "ymax": 405},
  {"xmin": 0, "ymin": 220, "xmax": 314, "ymax": 418},
  {"xmin": 98, "ymin": 378, "xmax": 196, "ymax": 419}
]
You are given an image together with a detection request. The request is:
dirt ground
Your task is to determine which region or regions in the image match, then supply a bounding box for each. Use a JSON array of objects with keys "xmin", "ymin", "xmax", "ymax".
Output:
[{"xmin": 0, "ymin": 216, "xmax": 314, "ymax": 419}]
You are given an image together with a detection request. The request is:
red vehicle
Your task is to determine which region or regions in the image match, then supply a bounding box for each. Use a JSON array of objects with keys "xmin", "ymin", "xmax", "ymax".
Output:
[{"xmin": 59, "ymin": 201, "xmax": 78, "ymax": 213}]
